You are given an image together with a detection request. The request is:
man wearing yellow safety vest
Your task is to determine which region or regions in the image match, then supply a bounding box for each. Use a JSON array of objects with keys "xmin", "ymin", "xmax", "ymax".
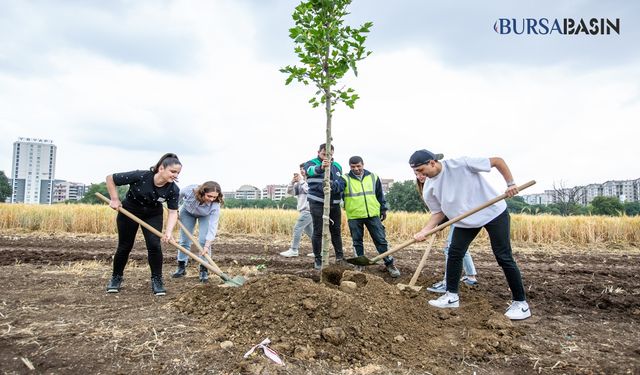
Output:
[{"xmin": 342, "ymin": 156, "xmax": 400, "ymax": 278}]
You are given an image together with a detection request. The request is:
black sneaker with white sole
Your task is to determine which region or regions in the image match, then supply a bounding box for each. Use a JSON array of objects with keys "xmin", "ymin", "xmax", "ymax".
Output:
[
  {"xmin": 106, "ymin": 275, "xmax": 123, "ymax": 293},
  {"xmin": 199, "ymin": 265, "xmax": 209, "ymax": 283},
  {"xmin": 151, "ymin": 275, "xmax": 166, "ymax": 296}
]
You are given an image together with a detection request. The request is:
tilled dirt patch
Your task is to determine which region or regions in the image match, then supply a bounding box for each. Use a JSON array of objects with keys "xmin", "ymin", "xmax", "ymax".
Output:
[{"xmin": 0, "ymin": 232, "xmax": 639, "ymax": 374}]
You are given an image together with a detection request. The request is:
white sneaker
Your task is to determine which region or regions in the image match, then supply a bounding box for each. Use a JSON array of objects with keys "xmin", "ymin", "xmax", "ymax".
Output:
[
  {"xmin": 279, "ymin": 249, "xmax": 299, "ymax": 257},
  {"xmin": 505, "ymin": 300, "xmax": 531, "ymax": 320},
  {"xmin": 428, "ymin": 291, "xmax": 459, "ymax": 308},
  {"xmin": 306, "ymin": 252, "xmax": 315, "ymax": 258}
]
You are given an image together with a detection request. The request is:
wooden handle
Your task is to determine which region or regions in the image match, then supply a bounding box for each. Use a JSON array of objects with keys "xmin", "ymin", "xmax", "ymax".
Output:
[
  {"xmin": 370, "ymin": 180, "xmax": 535, "ymax": 263},
  {"xmin": 174, "ymin": 216, "xmax": 225, "ymax": 276},
  {"xmin": 407, "ymin": 233, "xmax": 437, "ymax": 287},
  {"xmin": 95, "ymin": 192, "xmax": 219, "ymax": 274}
]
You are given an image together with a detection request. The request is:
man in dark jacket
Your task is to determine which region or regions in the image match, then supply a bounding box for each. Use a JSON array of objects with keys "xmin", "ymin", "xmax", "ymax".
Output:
[
  {"xmin": 304, "ymin": 143, "xmax": 346, "ymax": 269},
  {"xmin": 342, "ymin": 156, "xmax": 400, "ymax": 277}
]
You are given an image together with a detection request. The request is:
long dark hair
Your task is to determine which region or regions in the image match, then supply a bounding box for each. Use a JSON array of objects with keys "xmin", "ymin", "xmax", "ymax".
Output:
[
  {"xmin": 416, "ymin": 176, "xmax": 429, "ymax": 210},
  {"xmin": 195, "ymin": 181, "xmax": 224, "ymax": 207},
  {"xmin": 151, "ymin": 153, "xmax": 181, "ymax": 173}
]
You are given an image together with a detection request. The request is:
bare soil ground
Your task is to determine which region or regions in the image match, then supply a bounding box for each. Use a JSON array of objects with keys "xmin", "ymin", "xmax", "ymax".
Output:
[{"xmin": 0, "ymin": 231, "xmax": 639, "ymax": 374}]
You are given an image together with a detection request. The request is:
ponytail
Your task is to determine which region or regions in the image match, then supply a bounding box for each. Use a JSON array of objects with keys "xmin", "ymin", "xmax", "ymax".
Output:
[{"xmin": 151, "ymin": 153, "xmax": 181, "ymax": 173}]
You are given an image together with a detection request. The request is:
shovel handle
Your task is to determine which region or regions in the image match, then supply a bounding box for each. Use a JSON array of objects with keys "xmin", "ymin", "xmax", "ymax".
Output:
[
  {"xmin": 369, "ymin": 180, "xmax": 535, "ymax": 263},
  {"xmin": 173, "ymin": 214, "xmax": 227, "ymax": 277},
  {"xmin": 95, "ymin": 192, "xmax": 219, "ymax": 275},
  {"xmin": 407, "ymin": 233, "xmax": 437, "ymax": 287}
]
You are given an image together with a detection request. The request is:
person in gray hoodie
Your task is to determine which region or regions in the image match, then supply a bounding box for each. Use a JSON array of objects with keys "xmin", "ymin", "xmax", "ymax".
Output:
[{"xmin": 280, "ymin": 163, "xmax": 313, "ymax": 257}]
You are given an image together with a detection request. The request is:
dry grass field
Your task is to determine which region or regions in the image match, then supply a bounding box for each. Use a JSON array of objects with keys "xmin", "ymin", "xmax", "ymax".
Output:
[{"xmin": 1, "ymin": 204, "xmax": 639, "ymax": 247}]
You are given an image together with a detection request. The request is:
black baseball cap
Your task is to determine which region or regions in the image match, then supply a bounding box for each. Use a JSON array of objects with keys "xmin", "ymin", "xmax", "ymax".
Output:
[{"xmin": 409, "ymin": 149, "xmax": 444, "ymax": 168}]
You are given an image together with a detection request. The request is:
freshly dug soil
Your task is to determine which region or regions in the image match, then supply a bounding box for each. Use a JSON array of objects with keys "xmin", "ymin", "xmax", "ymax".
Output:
[{"xmin": 0, "ymin": 232, "xmax": 639, "ymax": 374}]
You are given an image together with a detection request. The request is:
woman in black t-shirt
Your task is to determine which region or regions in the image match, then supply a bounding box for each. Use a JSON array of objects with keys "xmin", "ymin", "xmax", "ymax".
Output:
[{"xmin": 104, "ymin": 153, "xmax": 182, "ymax": 296}]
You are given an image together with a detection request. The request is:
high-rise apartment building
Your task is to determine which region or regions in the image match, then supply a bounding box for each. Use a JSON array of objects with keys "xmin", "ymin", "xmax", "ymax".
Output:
[{"xmin": 10, "ymin": 137, "xmax": 57, "ymax": 204}]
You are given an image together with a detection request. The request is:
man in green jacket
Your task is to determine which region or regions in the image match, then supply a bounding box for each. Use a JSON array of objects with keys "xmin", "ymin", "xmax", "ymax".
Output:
[{"xmin": 343, "ymin": 156, "xmax": 400, "ymax": 278}]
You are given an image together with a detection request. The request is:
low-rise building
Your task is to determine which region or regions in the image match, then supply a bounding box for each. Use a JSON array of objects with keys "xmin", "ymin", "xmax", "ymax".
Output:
[
  {"xmin": 522, "ymin": 177, "xmax": 640, "ymax": 206},
  {"xmin": 234, "ymin": 185, "xmax": 261, "ymax": 200},
  {"xmin": 523, "ymin": 192, "xmax": 554, "ymax": 205},
  {"xmin": 52, "ymin": 180, "xmax": 88, "ymax": 203},
  {"xmin": 380, "ymin": 178, "xmax": 394, "ymax": 195},
  {"xmin": 262, "ymin": 184, "xmax": 288, "ymax": 201}
]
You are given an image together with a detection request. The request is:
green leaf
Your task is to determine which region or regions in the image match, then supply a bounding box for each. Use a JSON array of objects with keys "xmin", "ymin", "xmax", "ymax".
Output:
[{"xmin": 280, "ymin": 0, "xmax": 371, "ymax": 111}]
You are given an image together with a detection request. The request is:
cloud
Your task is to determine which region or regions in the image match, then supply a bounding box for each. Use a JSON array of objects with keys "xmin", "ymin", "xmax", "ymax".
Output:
[
  {"xmin": 1, "ymin": 0, "xmax": 638, "ymax": 194},
  {"xmin": 0, "ymin": 1, "xmax": 201, "ymax": 75},
  {"xmin": 347, "ymin": 0, "xmax": 640, "ymax": 69},
  {"xmin": 328, "ymin": 47, "xmax": 640, "ymax": 192}
]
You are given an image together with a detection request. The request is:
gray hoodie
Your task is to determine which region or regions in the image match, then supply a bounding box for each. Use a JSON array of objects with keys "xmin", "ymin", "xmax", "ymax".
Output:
[{"xmin": 287, "ymin": 180, "xmax": 310, "ymax": 212}]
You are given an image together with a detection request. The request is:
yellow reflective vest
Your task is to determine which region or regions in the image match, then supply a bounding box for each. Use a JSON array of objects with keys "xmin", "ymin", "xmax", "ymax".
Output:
[{"xmin": 343, "ymin": 172, "xmax": 381, "ymax": 219}]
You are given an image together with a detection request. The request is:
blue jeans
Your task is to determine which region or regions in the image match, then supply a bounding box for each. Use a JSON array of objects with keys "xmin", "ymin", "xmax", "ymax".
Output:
[
  {"xmin": 290, "ymin": 210, "xmax": 313, "ymax": 251},
  {"xmin": 177, "ymin": 209, "xmax": 210, "ymax": 263},
  {"xmin": 443, "ymin": 225, "xmax": 477, "ymax": 279},
  {"xmin": 347, "ymin": 216, "xmax": 394, "ymax": 266}
]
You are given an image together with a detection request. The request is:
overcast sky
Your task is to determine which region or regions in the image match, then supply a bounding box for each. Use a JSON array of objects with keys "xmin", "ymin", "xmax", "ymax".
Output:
[{"xmin": 1, "ymin": 0, "xmax": 638, "ymax": 194}]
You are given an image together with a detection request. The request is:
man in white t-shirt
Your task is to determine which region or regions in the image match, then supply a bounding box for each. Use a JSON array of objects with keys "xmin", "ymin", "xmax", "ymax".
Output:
[{"xmin": 410, "ymin": 149, "xmax": 531, "ymax": 320}]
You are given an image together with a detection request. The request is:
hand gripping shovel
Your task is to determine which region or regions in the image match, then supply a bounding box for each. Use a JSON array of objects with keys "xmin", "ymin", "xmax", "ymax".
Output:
[
  {"xmin": 173, "ymin": 214, "xmax": 245, "ymax": 287},
  {"xmin": 96, "ymin": 193, "xmax": 244, "ymax": 287},
  {"xmin": 346, "ymin": 180, "xmax": 536, "ymax": 266},
  {"xmin": 397, "ymin": 233, "xmax": 437, "ymax": 292}
]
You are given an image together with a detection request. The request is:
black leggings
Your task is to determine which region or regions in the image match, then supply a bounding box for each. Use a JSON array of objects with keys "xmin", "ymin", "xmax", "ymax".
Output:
[
  {"xmin": 112, "ymin": 207, "xmax": 163, "ymax": 277},
  {"xmin": 446, "ymin": 209, "xmax": 526, "ymax": 301}
]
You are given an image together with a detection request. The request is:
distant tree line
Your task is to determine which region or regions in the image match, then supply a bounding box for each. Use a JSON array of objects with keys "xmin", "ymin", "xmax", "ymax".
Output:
[
  {"xmin": 385, "ymin": 179, "xmax": 640, "ymax": 217},
  {"xmin": 75, "ymin": 182, "xmax": 299, "ymax": 210},
  {"xmin": 224, "ymin": 197, "xmax": 297, "ymax": 210},
  {"xmin": 0, "ymin": 171, "xmax": 11, "ymax": 202},
  {"xmin": 6, "ymin": 175, "xmax": 637, "ymax": 216}
]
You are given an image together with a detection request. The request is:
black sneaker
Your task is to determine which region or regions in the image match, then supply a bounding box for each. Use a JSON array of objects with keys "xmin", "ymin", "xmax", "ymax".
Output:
[
  {"xmin": 151, "ymin": 276, "xmax": 166, "ymax": 296},
  {"xmin": 314, "ymin": 259, "xmax": 322, "ymax": 270},
  {"xmin": 386, "ymin": 264, "xmax": 401, "ymax": 278},
  {"xmin": 106, "ymin": 275, "xmax": 123, "ymax": 293},
  {"xmin": 172, "ymin": 261, "xmax": 187, "ymax": 278},
  {"xmin": 199, "ymin": 265, "xmax": 209, "ymax": 283}
]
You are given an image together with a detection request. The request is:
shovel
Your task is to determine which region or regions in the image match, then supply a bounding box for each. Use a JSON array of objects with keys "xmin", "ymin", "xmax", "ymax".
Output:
[
  {"xmin": 173, "ymin": 214, "xmax": 245, "ymax": 287},
  {"xmin": 397, "ymin": 233, "xmax": 437, "ymax": 291},
  {"xmin": 346, "ymin": 180, "xmax": 536, "ymax": 266},
  {"xmin": 95, "ymin": 192, "xmax": 244, "ymax": 287}
]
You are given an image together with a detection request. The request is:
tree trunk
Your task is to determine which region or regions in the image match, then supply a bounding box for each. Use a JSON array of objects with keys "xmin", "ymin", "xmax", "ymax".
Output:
[
  {"xmin": 322, "ymin": 87, "xmax": 332, "ymax": 269},
  {"xmin": 321, "ymin": 36, "xmax": 332, "ymax": 272}
]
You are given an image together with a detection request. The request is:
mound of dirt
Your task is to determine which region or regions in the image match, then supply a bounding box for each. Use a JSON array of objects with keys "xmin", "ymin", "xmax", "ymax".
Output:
[{"xmin": 174, "ymin": 265, "xmax": 525, "ymax": 374}]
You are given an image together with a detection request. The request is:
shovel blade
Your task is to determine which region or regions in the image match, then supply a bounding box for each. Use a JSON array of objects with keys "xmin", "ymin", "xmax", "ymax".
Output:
[
  {"xmin": 345, "ymin": 256, "xmax": 378, "ymax": 266},
  {"xmin": 397, "ymin": 283, "xmax": 422, "ymax": 292},
  {"xmin": 222, "ymin": 275, "xmax": 245, "ymax": 287}
]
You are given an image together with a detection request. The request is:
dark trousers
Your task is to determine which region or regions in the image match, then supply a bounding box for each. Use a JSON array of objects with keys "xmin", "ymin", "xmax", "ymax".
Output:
[
  {"xmin": 112, "ymin": 206, "xmax": 164, "ymax": 277},
  {"xmin": 309, "ymin": 202, "xmax": 343, "ymax": 261},
  {"xmin": 348, "ymin": 216, "xmax": 393, "ymax": 266},
  {"xmin": 446, "ymin": 209, "xmax": 526, "ymax": 301}
]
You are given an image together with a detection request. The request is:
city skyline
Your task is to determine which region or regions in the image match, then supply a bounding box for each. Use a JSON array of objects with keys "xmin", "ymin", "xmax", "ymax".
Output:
[{"xmin": 5, "ymin": 137, "xmax": 636, "ymax": 196}]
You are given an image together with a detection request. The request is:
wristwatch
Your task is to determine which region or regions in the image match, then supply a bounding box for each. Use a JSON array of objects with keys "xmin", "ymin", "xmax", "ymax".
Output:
[{"xmin": 507, "ymin": 180, "xmax": 516, "ymax": 187}]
